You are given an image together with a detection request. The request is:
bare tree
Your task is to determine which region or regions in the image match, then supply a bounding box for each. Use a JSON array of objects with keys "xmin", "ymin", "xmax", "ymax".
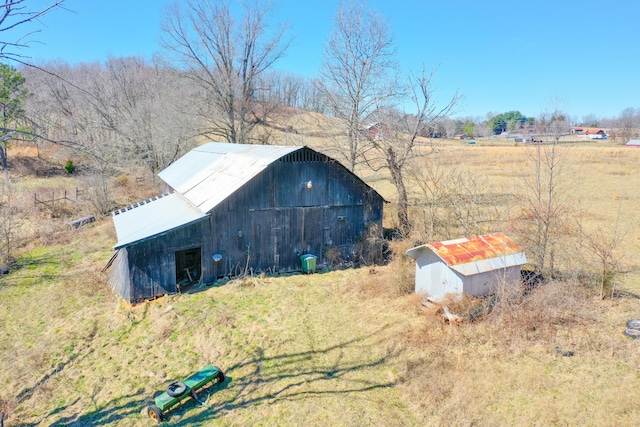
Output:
[
  {"xmin": 162, "ymin": 0, "xmax": 289, "ymax": 145},
  {"xmin": 408, "ymin": 155, "xmax": 452, "ymax": 242},
  {"xmin": 0, "ymin": 0, "xmax": 67, "ymax": 62},
  {"xmin": 580, "ymin": 207, "xmax": 633, "ymax": 299},
  {"xmin": 515, "ymin": 102, "xmax": 574, "ymax": 275},
  {"xmin": 364, "ymin": 69, "xmax": 459, "ymax": 234},
  {"xmin": 616, "ymin": 107, "xmax": 639, "ymax": 143},
  {"xmin": 0, "ymin": 172, "xmax": 20, "ymax": 270},
  {"xmin": 318, "ymin": 0, "xmax": 397, "ymax": 171},
  {"xmin": 409, "ymin": 154, "xmax": 510, "ymax": 243}
]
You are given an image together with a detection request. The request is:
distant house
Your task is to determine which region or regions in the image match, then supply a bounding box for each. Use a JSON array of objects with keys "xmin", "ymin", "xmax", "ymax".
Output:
[
  {"xmin": 363, "ymin": 123, "xmax": 390, "ymax": 141},
  {"xmin": 405, "ymin": 233, "xmax": 527, "ymax": 301},
  {"xmin": 108, "ymin": 142, "xmax": 384, "ymax": 303},
  {"xmin": 570, "ymin": 127, "xmax": 584, "ymax": 134},
  {"xmin": 584, "ymin": 129, "xmax": 606, "ymax": 139},
  {"xmin": 626, "ymin": 140, "xmax": 640, "ymax": 147}
]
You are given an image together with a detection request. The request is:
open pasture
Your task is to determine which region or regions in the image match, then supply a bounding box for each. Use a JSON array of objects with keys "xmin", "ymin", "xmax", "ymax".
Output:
[{"xmin": 1, "ymin": 141, "xmax": 640, "ymax": 426}]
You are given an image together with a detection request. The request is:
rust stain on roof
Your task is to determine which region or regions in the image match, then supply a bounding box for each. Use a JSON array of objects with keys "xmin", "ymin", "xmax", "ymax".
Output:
[{"xmin": 428, "ymin": 233, "xmax": 523, "ymax": 266}]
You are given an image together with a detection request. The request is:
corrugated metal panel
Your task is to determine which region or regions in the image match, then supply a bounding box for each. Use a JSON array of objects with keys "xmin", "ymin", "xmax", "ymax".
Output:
[
  {"xmin": 450, "ymin": 252, "xmax": 528, "ymax": 276},
  {"xmin": 406, "ymin": 233, "xmax": 527, "ymax": 276},
  {"xmin": 158, "ymin": 142, "xmax": 301, "ymax": 213},
  {"xmin": 112, "ymin": 192, "xmax": 208, "ymax": 249}
]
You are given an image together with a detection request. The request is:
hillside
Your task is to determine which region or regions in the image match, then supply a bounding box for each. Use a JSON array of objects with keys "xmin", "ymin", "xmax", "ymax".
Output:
[{"xmin": 1, "ymin": 118, "xmax": 640, "ymax": 425}]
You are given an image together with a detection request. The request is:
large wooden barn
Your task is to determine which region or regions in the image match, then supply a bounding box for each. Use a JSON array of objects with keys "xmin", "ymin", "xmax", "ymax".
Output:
[{"xmin": 107, "ymin": 142, "xmax": 385, "ymax": 303}]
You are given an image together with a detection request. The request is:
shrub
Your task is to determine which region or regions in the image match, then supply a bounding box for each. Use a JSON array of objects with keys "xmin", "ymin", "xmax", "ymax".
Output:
[{"xmin": 64, "ymin": 160, "xmax": 75, "ymax": 174}]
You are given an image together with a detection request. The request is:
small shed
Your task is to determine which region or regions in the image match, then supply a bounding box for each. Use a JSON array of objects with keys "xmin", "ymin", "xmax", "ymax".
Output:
[
  {"xmin": 625, "ymin": 140, "xmax": 640, "ymax": 147},
  {"xmin": 405, "ymin": 233, "xmax": 527, "ymax": 301}
]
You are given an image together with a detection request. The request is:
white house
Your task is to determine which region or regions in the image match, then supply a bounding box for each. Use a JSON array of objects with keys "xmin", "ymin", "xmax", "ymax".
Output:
[{"xmin": 405, "ymin": 233, "xmax": 527, "ymax": 301}]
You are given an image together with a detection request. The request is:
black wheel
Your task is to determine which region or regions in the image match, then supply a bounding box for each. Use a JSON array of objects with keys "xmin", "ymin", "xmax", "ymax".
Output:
[
  {"xmin": 147, "ymin": 405, "xmax": 163, "ymax": 422},
  {"xmin": 627, "ymin": 319, "xmax": 640, "ymax": 330},
  {"xmin": 167, "ymin": 381, "xmax": 189, "ymax": 397},
  {"xmin": 216, "ymin": 369, "xmax": 225, "ymax": 384},
  {"xmin": 624, "ymin": 328, "xmax": 640, "ymax": 339}
]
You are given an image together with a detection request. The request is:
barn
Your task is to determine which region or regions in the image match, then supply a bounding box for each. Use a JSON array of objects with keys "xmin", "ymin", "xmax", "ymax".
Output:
[
  {"xmin": 405, "ymin": 233, "xmax": 527, "ymax": 301},
  {"xmin": 107, "ymin": 142, "xmax": 385, "ymax": 303}
]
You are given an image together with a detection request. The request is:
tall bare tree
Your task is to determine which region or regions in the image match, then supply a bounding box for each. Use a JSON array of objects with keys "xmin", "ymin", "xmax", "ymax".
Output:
[
  {"xmin": 516, "ymin": 102, "xmax": 573, "ymax": 275},
  {"xmin": 318, "ymin": 0, "xmax": 397, "ymax": 171},
  {"xmin": 162, "ymin": 0, "xmax": 289, "ymax": 144},
  {"xmin": 364, "ymin": 69, "xmax": 459, "ymax": 234}
]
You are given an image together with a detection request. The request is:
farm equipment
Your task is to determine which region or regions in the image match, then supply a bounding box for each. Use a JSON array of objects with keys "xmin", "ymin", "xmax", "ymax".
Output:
[{"xmin": 146, "ymin": 364, "xmax": 226, "ymax": 422}]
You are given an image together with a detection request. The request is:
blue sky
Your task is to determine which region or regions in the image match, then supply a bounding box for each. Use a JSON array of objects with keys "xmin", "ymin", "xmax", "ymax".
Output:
[{"xmin": 10, "ymin": 0, "xmax": 640, "ymax": 121}]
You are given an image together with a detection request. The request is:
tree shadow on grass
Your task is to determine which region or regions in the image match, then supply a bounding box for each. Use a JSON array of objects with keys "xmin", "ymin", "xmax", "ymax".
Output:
[
  {"xmin": 47, "ymin": 391, "xmax": 146, "ymax": 426},
  {"xmin": 0, "ymin": 251, "xmax": 70, "ymax": 287},
  {"xmin": 168, "ymin": 326, "xmax": 401, "ymax": 425},
  {"xmin": 26, "ymin": 326, "xmax": 401, "ymax": 425}
]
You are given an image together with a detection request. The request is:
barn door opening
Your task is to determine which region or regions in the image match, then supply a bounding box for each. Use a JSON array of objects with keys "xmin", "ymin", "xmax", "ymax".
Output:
[{"xmin": 175, "ymin": 247, "xmax": 202, "ymax": 292}]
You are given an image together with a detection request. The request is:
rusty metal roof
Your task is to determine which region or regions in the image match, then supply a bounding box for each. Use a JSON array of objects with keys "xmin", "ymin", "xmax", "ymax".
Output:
[
  {"xmin": 406, "ymin": 233, "xmax": 527, "ymax": 276},
  {"xmin": 158, "ymin": 142, "xmax": 300, "ymax": 213}
]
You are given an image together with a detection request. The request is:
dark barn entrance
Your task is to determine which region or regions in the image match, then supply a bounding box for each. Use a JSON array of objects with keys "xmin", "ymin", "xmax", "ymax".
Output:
[{"xmin": 175, "ymin": 247, "xmax": 202, "ymax": 291}]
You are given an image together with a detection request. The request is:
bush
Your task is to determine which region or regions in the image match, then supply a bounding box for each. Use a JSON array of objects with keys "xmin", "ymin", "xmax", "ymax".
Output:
[
  {"xmin": 354, "ymin": 223, "xmax": 391, "ymax": 266},
  {"xmin": 64, "ymin": 160, "xmax": 75, "ymax": 174}
]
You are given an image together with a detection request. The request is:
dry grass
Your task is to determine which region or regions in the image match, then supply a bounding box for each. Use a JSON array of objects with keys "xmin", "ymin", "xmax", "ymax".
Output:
[
  {"xmin": 2, "ymin": 224, "xmax": 640, "ymax": 426},
  {"xmin": 2, "ymin": 123, "xmax": 640, "ymax": 425}
]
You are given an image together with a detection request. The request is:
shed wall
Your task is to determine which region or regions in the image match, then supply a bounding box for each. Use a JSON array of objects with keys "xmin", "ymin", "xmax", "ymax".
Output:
[
  {"xmin": 414, "ymin": 249, "xmax": 464, "ymax": 300},
  {"xmin": 462, "ymin": 266, "xmax": 522, "ymax": 296},
  {"xmin": 107, "ymin": 248, "xmax": 132, "ymax": 302}
]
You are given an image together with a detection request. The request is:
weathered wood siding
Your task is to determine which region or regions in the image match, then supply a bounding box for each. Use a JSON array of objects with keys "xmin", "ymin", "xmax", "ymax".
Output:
[
  {"xmin": 204, "ymin": 150, "xmax": 383, "ymax": 276},
  {"xmin": 122, "ymin": 220, "xmax": 209, "ymax": 302}
]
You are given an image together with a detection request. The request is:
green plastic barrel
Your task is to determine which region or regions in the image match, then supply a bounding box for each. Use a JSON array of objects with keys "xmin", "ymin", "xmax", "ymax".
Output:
[{"xmin": 300, "ymin": 254, "xmax": 317, "ymax": 274}]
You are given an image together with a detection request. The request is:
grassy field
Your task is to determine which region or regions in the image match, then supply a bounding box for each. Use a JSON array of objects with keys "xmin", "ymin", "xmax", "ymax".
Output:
[{"xmin": 2, "ymin": 140, "xmax": 640, "ymax": 426}]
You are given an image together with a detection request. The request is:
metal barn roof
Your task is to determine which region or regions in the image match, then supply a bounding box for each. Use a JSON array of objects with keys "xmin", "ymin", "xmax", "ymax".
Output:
[
  {"xmin": 406, "ymin": 233, "xmax": 527, "ymax": 276},
  {"xmin": 158, "ymin": 142, "xmax": 301, "ymax": 213},
  {"xmin": 112, "ymin": 192, "xmax": 208, "ymax": 249},
  {"xmin": 626, "ymin": 140, "xmax": 640, "ymax": 147}
]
